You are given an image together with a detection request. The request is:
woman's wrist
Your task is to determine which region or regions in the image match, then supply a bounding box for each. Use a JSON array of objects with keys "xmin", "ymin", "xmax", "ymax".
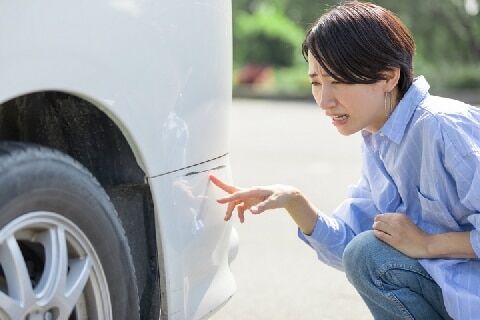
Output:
[
  {"xmin": 422, "ymin": 234, "xmax": 434, "ymax": 258},
  {"xmin": 424, "ymin": 232, "xmax": 476, "ymax": 259},
  {"xmin": 285, "ymin": 190, "xmax": 318, "ymax": 235},
  {"xmin": 284, "ymin": 188, "xmax": 303, "ymax": 211}
]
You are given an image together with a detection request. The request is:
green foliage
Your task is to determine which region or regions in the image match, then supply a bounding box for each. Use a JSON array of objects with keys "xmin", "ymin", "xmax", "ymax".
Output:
[
  {"xmin": 233, "ymin": 0, "xmax": 480, "ymax": 93},
  {"xmin": 234, "ymin": 3, "xmax": 305, "ymax": 67},
  {"xmin": 235, "ymin": 4, "xmax": 304, "ymax": 46},
  {"xmin": 415, "ymin": 60, "xmax": 480, "ymax": 90},
  {"xmin": 378, "ymin": 0, "xmax": 480, "ymax": 63}
]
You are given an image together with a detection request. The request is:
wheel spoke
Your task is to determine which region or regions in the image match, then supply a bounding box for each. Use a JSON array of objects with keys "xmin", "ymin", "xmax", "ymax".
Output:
[
  {"xmin": 35, "ymin": 226, "xmax": 92, "ymax": 317},
  {"xmin": 0, "ymin": 290, "xmax": 23, "ymax": 319},
  {"xmin": 0, "ymin": 236, "xmax": 35, "ymax": 307},
  {"xmin": 35, "ymin": 227, "xmax": 68, "ymax": 303},
  {"xmin": 1, "ymin": 212, "xmax": 112, "ymax": 319},
  {"xmin": 64, "ymin": 257, "xmax": 92, "ymax": 315}
]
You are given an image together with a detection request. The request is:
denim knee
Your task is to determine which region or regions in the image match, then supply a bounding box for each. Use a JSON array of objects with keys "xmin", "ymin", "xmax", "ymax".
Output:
[{"xmin": 343, "ymin": 230, "xmax": 380, "ymax": 284}]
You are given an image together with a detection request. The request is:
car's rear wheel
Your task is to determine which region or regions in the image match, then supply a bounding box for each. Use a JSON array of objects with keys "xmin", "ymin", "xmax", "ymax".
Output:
[{"xmin": 0, "ymin": 142, "xmax": 139, "ymax": 320}]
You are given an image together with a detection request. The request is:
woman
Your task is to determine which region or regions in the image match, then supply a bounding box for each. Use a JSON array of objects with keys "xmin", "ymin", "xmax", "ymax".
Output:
[{"xmin": 211, "ymin": 1, "xmax": 480, "ymax": 319}]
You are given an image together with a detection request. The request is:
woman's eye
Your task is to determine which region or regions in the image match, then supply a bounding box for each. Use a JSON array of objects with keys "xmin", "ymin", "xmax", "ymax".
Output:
[
  {"xmin": 331, "ymin": 81, "xmax": 340, "ymax": 85},
  {"xmin": 311, "ymin": 82, "xmax": 322, "ymax": 86}
]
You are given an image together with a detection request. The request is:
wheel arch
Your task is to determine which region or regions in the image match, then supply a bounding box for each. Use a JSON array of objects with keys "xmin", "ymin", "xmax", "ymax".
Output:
[{"xmin": 0, "ymin": 90, "xmax": 162, "ymax": 318}]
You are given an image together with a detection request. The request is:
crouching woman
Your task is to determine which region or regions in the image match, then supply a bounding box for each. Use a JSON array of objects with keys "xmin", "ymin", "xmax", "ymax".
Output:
[{"xmin": 212, "ymin": 2, "xmax": 480, "ymax": 319}]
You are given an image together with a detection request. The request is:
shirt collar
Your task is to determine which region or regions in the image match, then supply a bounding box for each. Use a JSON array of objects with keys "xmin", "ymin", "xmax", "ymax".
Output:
[{"xmin": 362, "ymin": 76, "xmax": 430, "ymax": 144}]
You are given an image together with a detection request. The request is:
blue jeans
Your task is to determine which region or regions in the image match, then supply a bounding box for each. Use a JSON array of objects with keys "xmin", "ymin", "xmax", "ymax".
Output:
[{"xmin": 342, "ymin": 231, "xmax": 452, "ymax": 320}]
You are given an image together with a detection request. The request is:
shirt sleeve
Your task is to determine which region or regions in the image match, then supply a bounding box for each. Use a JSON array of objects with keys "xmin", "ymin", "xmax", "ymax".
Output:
[
  {"xmin": 297, "ymin": 171, "xmax": 379, "ymax": 270},
  {"xmin": 443, "ymin": 151, "xmax": 480, "ymax": 258},
  {"xmin": 442, "ymin": 116, "xmax": 480, "ymax": 258}
]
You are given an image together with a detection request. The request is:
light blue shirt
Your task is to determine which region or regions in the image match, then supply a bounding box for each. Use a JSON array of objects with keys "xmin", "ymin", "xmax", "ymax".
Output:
[{"xmin": 298, "ymin": 76, "xmax": 480, "ymax": 320}]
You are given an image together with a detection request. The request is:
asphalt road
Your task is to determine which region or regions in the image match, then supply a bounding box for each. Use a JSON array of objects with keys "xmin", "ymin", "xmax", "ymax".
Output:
[{"xmin": 211, "ymin": 99, "xmax": 372, "ymax": 320}]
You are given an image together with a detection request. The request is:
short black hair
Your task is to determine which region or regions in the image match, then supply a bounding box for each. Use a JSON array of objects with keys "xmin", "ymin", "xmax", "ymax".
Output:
[{"xmin": 302, "ymin": 1, "xmax": 415, "ymax": 96}]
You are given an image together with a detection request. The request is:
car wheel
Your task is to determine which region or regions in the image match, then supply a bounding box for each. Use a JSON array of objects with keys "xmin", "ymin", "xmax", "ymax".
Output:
[{"xmin": 0, "ymin": 142, "xmax": 139, "ymax": 320}]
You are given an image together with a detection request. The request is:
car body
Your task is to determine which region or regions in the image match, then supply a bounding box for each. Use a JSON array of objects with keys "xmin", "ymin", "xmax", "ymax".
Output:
[{"xmin": 0, "ymin": 0, "xmax": 237, "ymax": 319}]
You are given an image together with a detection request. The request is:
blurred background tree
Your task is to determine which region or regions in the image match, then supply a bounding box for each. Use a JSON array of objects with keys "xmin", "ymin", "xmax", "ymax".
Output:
[{"xmin": 233, "ymin": 0, "xmax": 480, "ymax": 98}]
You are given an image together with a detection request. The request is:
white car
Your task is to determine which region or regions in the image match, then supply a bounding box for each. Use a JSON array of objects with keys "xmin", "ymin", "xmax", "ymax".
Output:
[{"xmin": 0, "ymin": 1, "xmax": 237, "ymax": 319}]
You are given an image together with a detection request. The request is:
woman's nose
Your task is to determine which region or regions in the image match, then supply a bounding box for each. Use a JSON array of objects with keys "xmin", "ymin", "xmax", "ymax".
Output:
[
  {"xmin": 318, "ymin": 89, "xmax": 336, "ymax": 110},
  {"xmin": 320, "ymin": 98, "xmax": 336, "ymax": 110}
]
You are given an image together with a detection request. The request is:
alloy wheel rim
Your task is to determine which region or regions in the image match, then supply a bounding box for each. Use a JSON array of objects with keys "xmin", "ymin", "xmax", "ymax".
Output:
[{"xmin": 0, "ymin": 212, "xmax": 112, "ymax": 320}]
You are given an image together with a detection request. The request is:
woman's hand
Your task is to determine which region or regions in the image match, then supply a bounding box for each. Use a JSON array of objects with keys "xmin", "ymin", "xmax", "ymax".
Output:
[
  {"xmin": 209, "ymin": 175, "xmax": 301, "ymax": 223},
  {"xmin": 372, "ymin": 213, "xmax": 431, "ymax": 258}
]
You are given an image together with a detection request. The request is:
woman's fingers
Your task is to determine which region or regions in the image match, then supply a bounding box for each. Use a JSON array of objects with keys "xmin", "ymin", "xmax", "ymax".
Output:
[
  {"xmin": 217, "ymin": 188, "xmax": 269, "ymax": 204},
  {"xmin": 209, "ymin": 175, "xmax": 239, "ymax": 194},
  {"xmin": 237, "ymin": 204, "xmax": 246, "ymax": 223},
  {"xmin": 250, "ymin": 195, "xmax": 278, "ymax": 214},
  {"xmin": 214, "ymin": 183, "xmax": 285, "ymax": 223},
  {"xmin": 210, "ymin": 175, "xmax": 247, "ymax": 222},
  {"xmin": 373, "ymin": 229, "xmax": 393, "ymax": 242},
  {"xmin": 225, "ymin": 200, "xmax": 240, "ymax": 221},
  {"xmin": 372, "ymin": 220, "xmax": 391, "ymax": 234}
]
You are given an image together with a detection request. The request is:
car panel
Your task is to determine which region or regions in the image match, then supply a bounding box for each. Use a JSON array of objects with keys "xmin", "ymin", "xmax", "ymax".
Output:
[
  {"xmin": 149, "ymin": 155, "xmax": 237, "ymax": 319},
  {"xmin": 0, "ymin": 0, "xmax": 235, "ymax": 318},
  {"xmin": 0, "ymin": 0, "xmax": 232, "ymax": 177}
]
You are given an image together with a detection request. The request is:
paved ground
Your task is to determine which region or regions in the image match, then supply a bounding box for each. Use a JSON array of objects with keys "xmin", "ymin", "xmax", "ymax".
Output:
[{"xmin": 211, "ymin": 99, "xmax": 372, "ymax": 320}]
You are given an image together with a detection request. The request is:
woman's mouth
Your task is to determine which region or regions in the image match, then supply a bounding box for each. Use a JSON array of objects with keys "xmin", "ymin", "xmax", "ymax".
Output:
[{"xmin": 332, "ymin": 114, "xmax": 350, "ymax": 126}]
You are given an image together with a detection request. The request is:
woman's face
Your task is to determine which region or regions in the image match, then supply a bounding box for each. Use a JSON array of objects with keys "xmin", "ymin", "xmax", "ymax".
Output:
[{"xmin": 308, "ymin": 51, "xmax": 390, "ymax": 136}]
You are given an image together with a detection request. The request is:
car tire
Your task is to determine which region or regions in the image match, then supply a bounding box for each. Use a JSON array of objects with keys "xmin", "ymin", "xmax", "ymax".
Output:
[{"xmin": 0, "ymin": 142, "xmax": 140, "ymax": 320}]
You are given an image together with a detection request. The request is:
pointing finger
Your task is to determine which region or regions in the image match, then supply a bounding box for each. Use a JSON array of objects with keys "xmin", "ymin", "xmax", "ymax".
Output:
[
  {"xmin": 209, "ymin": 175, "xmax": 239, "ymax": 194},
  {"xmin": 217, "ymin": 189, "xmax": 268, "ymax": 204}
]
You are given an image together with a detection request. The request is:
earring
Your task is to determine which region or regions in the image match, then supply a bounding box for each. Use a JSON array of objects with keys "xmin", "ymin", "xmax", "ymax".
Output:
[{"xmin": 384, "ymin": 91, "xmax": 392, "ymax": 117}]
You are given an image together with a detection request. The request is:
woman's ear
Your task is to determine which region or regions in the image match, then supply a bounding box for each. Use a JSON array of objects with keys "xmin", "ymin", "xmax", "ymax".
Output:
[{"xmin": 384, "ymin": 68, "xmax": 401, "ymax": 92}]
